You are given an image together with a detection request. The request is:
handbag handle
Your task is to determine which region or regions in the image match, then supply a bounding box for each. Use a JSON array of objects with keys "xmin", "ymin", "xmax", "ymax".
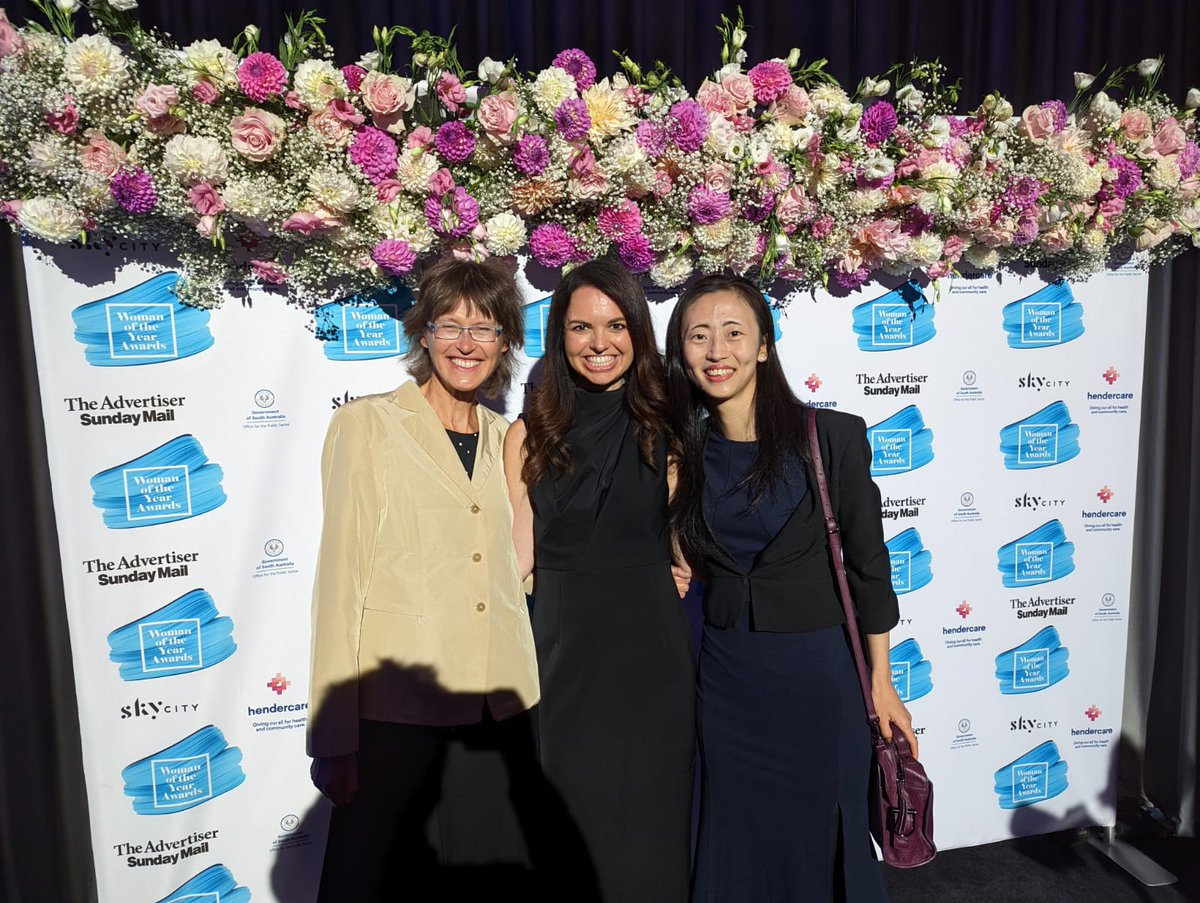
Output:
[{"xmin": 805, "ymin": 407, "xmax": 880, "ymax": 726}]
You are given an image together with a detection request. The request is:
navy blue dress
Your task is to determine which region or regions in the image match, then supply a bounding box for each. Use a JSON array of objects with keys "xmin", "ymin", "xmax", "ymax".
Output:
[{"xmin": 693, "ymin": 431, "xmax": 888, "ymax": 903}]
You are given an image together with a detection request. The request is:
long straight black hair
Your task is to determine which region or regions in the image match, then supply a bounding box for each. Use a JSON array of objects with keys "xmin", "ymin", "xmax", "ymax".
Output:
[{"xmin": 665, "ymin": 273, "xmax": 810, "ymax": 565}]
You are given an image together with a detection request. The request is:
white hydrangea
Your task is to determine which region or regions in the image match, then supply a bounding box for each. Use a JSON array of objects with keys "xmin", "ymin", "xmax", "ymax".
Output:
[
  {"xmin": 307, "ymin": 168, "xmax": 360, "ymax": 214},
  {"xmin": 63, "ymin": 34, "xmax": 129, "ymax": 96},
  {"xmin": 162, "ymin": 135, "xmax": 229, "ymax": 186},
  {"xmin": 293, "ymin": 59, "xmax": 347, "ymax": 108},
  {"xmin": 964, "ymin": 243, "xmax": 1000, "ymax": 269},
  {"xmin": 183, "ymin": 39, "xmax": 239, "ymax": 88},
  {"xmin": 650, "ymin": 254, "xmax": 694, "ymax": 288},
  {"xmin": 395, "ymin": 149, "xmax": 439, "ymax": 193},
  {"xmin": 19, "ymin": 198, "xmax": 85, "ymax": 242},
  {"xmin": 531, "ymin": 66, "xmax": 578, "ymax": 115},
  {"xmin": 483, "ymin": 212, "xmax": 527, "ymax": 255}
]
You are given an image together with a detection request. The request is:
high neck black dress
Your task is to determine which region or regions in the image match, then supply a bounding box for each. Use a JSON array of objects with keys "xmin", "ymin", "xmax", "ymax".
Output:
[{"xmin": 529, "ymin": 385, "xmax": 694, "ymax": 903}]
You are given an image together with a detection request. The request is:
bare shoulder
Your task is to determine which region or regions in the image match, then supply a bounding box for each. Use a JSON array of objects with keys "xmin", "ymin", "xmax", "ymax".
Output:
[{"xmin": 502, "ymin": 416, "xmax": 527, "ymax": 459}]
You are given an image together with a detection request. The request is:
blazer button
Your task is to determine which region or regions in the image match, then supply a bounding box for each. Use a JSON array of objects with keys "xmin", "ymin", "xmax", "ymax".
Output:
[
  {"xmin": 472, "ymin": 552, "xmax": 482, "ymax": 562},
  {"xmin": 476, "ymin": 602, "xmax": 487, "ymax": 612},
  {"xmin": 470, "ymin": 504, "xmax": 481, "ymax": 514}
]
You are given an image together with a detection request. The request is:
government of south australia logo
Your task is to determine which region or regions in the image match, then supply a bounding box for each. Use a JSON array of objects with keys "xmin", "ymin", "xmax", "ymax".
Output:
[
  {"xmin": 889, "ymin": 638, "xmax": 933, "ymax": 702},
  {"xmin": 157, "ymin": 864, "xmax": 251, "ymax": 903},
  {"xmin": 314, "ymin": 282, "xmax": 413, "ymax": 360},
  {"xmin": 851, "ymin": 281, "xmax": 935, "ymax": 351},
  {"xmin": 997, "ymin": 520, "xmax": 1075, "ymax": 587},
  {"xmin": 1002, "ymin": 281, "xmax": 1084, "ymax": 349},
  {"xmin": 885, "ymin": 528, "xmax": 933, "ymax": 594},
  {"xmin": 107, "ymin": 589, "xmax": 236, "ymax": 681},
  {"xmin": 866, "ymin": 406, "xmax": 934, "ymax": 476},
  {"xmin": 91, "ymin": 435, "xmax": 226, "ymax": 528},
  {"xmin": 994, "ymin": 741, "xmax": 1068, "ymax": 808},
  {"xmin": 72, "ymin": 272, "xmax": 214, "ymax": 366},
  {"xmin": 122, "ymin": 725, "xmax": 245, "ymax": 815},
  {"xmin": 999, "ymin": 401, "xmax": 1080, "ymax": 469},
  {"xmin": 995, "ymin": 626, "xmax": 1070, "ymax": 694}
]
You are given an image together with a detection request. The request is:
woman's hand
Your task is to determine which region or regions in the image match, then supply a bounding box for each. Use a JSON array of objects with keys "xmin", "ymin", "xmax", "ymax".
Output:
[
  {"xmin": 871, "ymin": 677, "xmax": 918, "ymax": 760},
  {"xmin": 311, "ymin": 753, "xmax": 359, "ymax": 807},
  {"xmin": 671, "ymin": 562, "xmax": 692, "ymax": 599}
]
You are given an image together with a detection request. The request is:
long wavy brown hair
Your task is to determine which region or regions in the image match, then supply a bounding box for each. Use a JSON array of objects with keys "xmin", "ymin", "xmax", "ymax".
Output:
[{"xmin": 522, "ymin": 257, "xmax": 674, "ymax": 488}]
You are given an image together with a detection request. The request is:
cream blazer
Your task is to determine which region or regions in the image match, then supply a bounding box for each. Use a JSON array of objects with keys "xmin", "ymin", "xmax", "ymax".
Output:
[{"xmin": 307, "ymin": 380, "xmax": 539, "ymax": 757}]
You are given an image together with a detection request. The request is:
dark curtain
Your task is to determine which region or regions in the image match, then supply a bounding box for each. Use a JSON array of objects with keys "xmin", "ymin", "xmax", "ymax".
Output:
[{"xmin": 2, "ymin": 2, "xmax": 1198, "ymax": 901}]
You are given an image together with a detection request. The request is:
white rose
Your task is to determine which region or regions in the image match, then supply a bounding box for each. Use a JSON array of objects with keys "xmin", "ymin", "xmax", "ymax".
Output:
[
  {"xmin": 63, "ymin": 33, "xmax": 129, "ymax": 95},
  {"xmin": 895, "ymin": 83, "xmax": 925, "ymax": 111},
  {"xmin": 357, "ymin": 50, "xmax": 382, "ymax": 71},
  {"xmin": 792, "ymin": 126, "xmax": 816, "ymax": 152},
  {"xmin": 860, "ymin": 153, "xmax": 894, "ymax": 182},
  {"xmin": 716, "ymin": 63, "xmax": 743, "ymax": 80},
  {"xmin": 183, "ymin": 39, "xmax": 239, "ymax": 88},
  {"xmin": 477, "ymin": 57, "xmax": 505, "ymax": 84},
  {"xmin": 163, "ymin": 135, "xmax": 229, "ymax": 186},
  {"xmin": 1137, "ymin": 58, "xmax": 1161, "ymax": 78},
  {"xmin": 19, "ymin": 198, "xmax": 84, "ymax": 242},
  {"xmin": 650, "ymin": 255, "xmax": 694, "ymax": 289},
  {"xmin": 1090, "ymin": 91, "xmax": 1122, "ymax": 123},
  {"xmin": 1073, "ymin": 72, "xmax": 1095, "ymax": 90},
  {"xmin": 293, "ymin": 59, "xmax": 347, "ymax": 108},
  {"xmin": 705, "ymin": 117, "xmax": 737, "ymax": 156},
  {"xmin": 109, "ymin": 0, "xmax": 139, "ymax": 10},
  {"xmin": 483, "ymin": 212, "xmax": 527, "ymax": 255},
  {"xmin": 54, "ymin": 0, "xmax": 80, "ymax": 12},
  {"xmin": 307, "ymin": 169, "xmax": 360, "ymax": 214},
  {"xmin": 748, "ymin": 135, "xmax": 771, "ymax": 165},
  {"xmin": 1186, "ymin": 88, "xmax": 1200, "ymax": 110}
]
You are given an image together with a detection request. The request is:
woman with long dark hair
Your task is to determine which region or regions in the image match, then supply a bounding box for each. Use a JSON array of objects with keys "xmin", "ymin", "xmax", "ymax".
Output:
[
  {"xmin": 503, "ymin": 257, "xmax": 694, "ymax": 902},
  {"xmin": 665, "ymin": 274, "xmax": 916, "ymax": 902}
]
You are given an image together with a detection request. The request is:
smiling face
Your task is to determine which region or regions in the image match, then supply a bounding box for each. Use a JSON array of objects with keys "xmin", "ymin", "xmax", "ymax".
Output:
[
  {"xmin": 419, "ymin": 300, "xmax": 508, "ymax": 399},
  {"xmin": 562, "ymin": 285, "xmax": 634, "ymax": 390},
  {"xmin": 680, "ymin": 289, "xmax": 767, "ymax": 410}
]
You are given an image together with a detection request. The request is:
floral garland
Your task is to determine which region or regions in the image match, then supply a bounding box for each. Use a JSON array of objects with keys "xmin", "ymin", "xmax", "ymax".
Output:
[{"xmin": 1, "ymin": 2, "xmax": 1198, "ymax": 308}]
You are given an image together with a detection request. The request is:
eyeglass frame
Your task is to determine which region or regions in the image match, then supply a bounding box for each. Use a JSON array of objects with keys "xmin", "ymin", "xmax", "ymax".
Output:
[{"xmin": 425, "ymin": 322, "xmax": 505, "ymax": 343}]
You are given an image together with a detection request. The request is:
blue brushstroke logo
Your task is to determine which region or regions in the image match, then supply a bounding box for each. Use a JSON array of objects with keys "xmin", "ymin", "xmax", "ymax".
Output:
[
  {"xmin": 158, "ymin": 865, "xmax": 251, "ymax": 903},
  {"xmin": 994, "ymin": 741, "xmax": 1069, "ymax": 808},
  {"xmin": 522, "ymin": 296, "xmax": 552, "ymax": 358},
  {"xmin": 1002, "ymin": 282, "xmax": 1084, "ymax": 349},
  {"xmin": 866, "ymin": 406, "xmax": 934, "ymax": 476},
  {"xmin": 851, "ymin": 281, "xmax": 934, "ymax": 351},
  {"xmin": 995, "ymin": 626, "xmax": 1070, "ymax": 694},
  {"xmin": 91, "ymin": 435, "xmax": 226, "ymax": 529},
  {"xmin": 886, "ymin": 528, "xmax": 933, "ymax": 595},
  {"xmin": 122, "ymin": 725, "xmax": 245, "ymax": 815},
  {"xmin": 108, "ymin": 589, "xmax": 236, "ymax": 681},
  {"xmin": 72, "ymin": 273, "xmax": 214, "ymax": 366},
  {"xmin": 1000, "ymin": 401, "xmax": 1081, "ymax": 469},
  {"xmin": 314, "ymin": 282, "xmax": 413, "ymax": 360},
  {"xmin": 889, "ymin": 638, "xmax": 933, "ymax": 703},
  {"xmin": 997, "ymin": 520, "xmax": 1076, "ymax": 587},
  {"xmin": 769, "ymin": 300, "xmax": 783, "ymax": 342}
]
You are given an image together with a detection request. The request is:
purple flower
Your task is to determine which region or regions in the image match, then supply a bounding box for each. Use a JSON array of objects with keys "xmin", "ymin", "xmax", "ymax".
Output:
[
  {"xmin": 110, "ymin": 168, "xmax": 157, "ymax": 214},
  {"xmin": 434, "ymin": 120, "xmax": 476, "ymax": 164},
  {"xmin": 1012, "ymin": 213, "xmax": 1039, "ymax": 246},
  {"xmin": 901, "ymin": 207, "xmax": 935, "ymax": 235},
  {"xmin": 635, "ymin": 121, "xmax": 667, "ymax": 158},
  {"xmin": 743, "ymin": 191, "xmax": 776, "ymax": 223},
  {"xmin": 552, "ymin": 49, "xmax": 597, "ymax": 92},
  {"xmin": 831, "ymin": 265, "xmax": 871, "ymax": 291},
  {"xmin": 1040, "ymin": 100, "xmax": 1068, "ymax": 133},
  {"xmin": 1002, "ymin": 175, "xmax": 1043, "ymax": 211},
  {"xmin": 667, "ymin": 100, "xmax": 709, "ymax": 153},
  {"xmin": 554, "ymin": 97, "xmax": 591, "ymax": 141},
  {"xmin": 860, "ymin": 101, "xmax": 898, "ymax": 146},
  {"xmin": 513, "ymin": 134, "xmax": 549, "ymax": 176},
  {"xmin": 947, "ymin": 116, "xmax": 970, "ymax": 138},
  {"xmin": 687, "ymin": 186, "xmax": 731, "ymax": 224},
  {"xmin": 1107, "ymin": 154, "xmax": 1143, "ymax": 199},
  {"xmin": 424, "ymin": 187, "xmax": 480, "ymax": 238},
  {"xmin": 348, "ymin": 127, "xmax": 399, "ymax": 184},
  {"xmin": 1177, "ymin": 141, "xmax": 1199, "ymax": 180},
  {"xmin": 372, "ymin": 239, "xmax": 416, "ymax": 275},
  {"xmin": 618, "ymin": 234, "xmax": 656, "ymax": 273},
  {"xmin": 528, "ymin": 223, "xmax": 576, "ymax": 268}
]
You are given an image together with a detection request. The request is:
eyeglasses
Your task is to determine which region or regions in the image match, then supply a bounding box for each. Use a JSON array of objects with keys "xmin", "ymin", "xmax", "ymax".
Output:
[{"xmin": 426, "ymin": 322, "xmax": 504, "ymax": 343}]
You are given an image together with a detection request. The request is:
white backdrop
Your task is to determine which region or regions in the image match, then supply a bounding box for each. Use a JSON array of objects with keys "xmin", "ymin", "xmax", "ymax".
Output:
[{"xmin": 22, "ymin": 240, "xmax": 1147, "ymax": 901}]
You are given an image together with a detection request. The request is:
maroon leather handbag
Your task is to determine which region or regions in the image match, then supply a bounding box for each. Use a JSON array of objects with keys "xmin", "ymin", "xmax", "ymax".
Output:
[{"xmin": 806, "ymin": 408, "xmax": 937, "ymax": 868}]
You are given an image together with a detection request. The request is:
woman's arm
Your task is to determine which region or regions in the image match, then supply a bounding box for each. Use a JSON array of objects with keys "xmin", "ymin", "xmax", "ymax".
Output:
[
  {"xmin": 503, "ymin": 419, "xmax": 535, "ymax": 581},
  {"xmin": 866, "ymin": 631, "xmax": 919, "ymax": 760},
  {"xmin": 666, "ymin": 456, "xmax": 692, "ymax": 598}
]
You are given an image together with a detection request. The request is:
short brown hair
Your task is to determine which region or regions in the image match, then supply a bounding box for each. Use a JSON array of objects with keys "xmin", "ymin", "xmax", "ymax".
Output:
[{"xmin": 403, "ymin": 257, "xmax": 525, "ymax": 398}]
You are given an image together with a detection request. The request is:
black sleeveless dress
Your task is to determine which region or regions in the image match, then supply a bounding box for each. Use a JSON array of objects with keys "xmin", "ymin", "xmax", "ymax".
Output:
[{"xmin": 529, "ymin": 385, "xmax": 695, "ymax": 903}]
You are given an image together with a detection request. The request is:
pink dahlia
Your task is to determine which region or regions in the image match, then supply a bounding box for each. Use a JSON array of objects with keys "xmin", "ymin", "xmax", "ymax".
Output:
[
  {"xmin": 666, "ymin": 100, "xmax": 709, "ymax": 153},
  {"xmin": 348, "ymin": 127, "xmax": 399, "ymax": 183},
  {"xmin": 552, "ymin": 48, "xmax": 597, "ymax": 91},
  {"xmin": 424, "ymin": 187, "xmax": 480, "ymax": 238},
  {"xmin": 513, "ymin": 134, "xmax": 549, "ymax": 176},
  {"xmin": 635, "ymin": 121, "xmax": 667, "ymax": 158},
  {"xmin": 372, "ymin": 239, "xmax": 416, "ymax": 275},
  {"xmin": 237, "ymin": 52, "xmax": 288, "ymax": 102},
  {"xmin": 341, "ymin": 65, "xmax": 366, "ymax": 93},
  {"xmin": 555, "ymin": 97, "xmax": 592, "ymax": 141},
  {"xmin": 434, "ymin": 120, "xmax": 476, "ymax": 164},
  {"xmin": 110, "ymin": 168, "xmax": 157, "ymax": 214},
  {"xmin": 528, "ymin": 224, "xmax": 576, "ymax": 268},
  {"xmin": 597, "ymin": 200, "xmax": 643, "ymax": 241},
  {"xmin": 748, "ymin": 61, "xmax": 793, "ymax": 105},
  {"xmin": 618, "ymin": 234, "xmax": 656, "ymax": 273},
  {"xmin": 687, "ymin": 186, "xmax": 731, "ymax": 225}
]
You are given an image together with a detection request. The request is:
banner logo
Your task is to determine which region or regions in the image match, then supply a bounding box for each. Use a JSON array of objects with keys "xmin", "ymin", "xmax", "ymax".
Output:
[
  {"xmin": 314, "ymin": 283, "xmax": 413, "ymax": 360},
  {"xmin": 122, "ymin": 725, "xmax": 244, "ymax": 815},
  {"xmin": 889, "ymin": 638, "xmax": 933, "ymax": 702},
  {"xmin": 1002, "ymin": 281, "xmax": 1084, "ymax": 348},
  {"xmin": 851, "ymin": 281, "xmax": 935, "ymax": 351},
  {"xmin": 997, "ymin": 520, "xmax": 1075, "ymax": 587},
  {"xmin": 158, "ymin": 864, "xmax": 251, "ymax": 903},
  {"xmin": 994, "ymin": 741, "xmax": 1069, "ymax": 808},
  {"xmin": 886, "ymin": 528, "xmax": 933, "ymax": 594},
  {"xmin": 91, "ymin": 435, "xmax": 226, "ymax": 529},
  {"xmin": 108, "ymin": 589, "xmax": 236, "ymax": 681},
  {"xmin": 867, "ymin": 406, "xmax": 934, "ymax": 476},
  {"xmin": 523, "ymin": 296, "xmax": 552, "ymax": 358},
  {"xmin": 1000, "ymin": 401, "xmax": 1080, "ymax": 469},
  {"xmin": 995, "ymin": 626, "xmax": 1070, "ymax": 694},
  {"xmin": 72, "ymin": 273, "xmax": 214, "ymax": 366}
]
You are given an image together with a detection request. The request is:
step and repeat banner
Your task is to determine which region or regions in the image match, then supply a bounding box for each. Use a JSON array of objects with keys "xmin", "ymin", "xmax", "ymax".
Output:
[{"xmin": 22, "ymin": 239, "xmax": 1147, "ymax": 901}]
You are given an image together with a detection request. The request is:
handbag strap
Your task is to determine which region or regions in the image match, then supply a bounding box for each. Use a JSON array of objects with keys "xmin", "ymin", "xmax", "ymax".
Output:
[{"xmin": 805, "ymin": 407, "xmax": 880, "ymax": 725}]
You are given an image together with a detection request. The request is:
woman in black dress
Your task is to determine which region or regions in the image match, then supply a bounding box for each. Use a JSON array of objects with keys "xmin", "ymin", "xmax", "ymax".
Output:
[
  {"xmin": 665, "ymin": 274, "xmax": 918, "ymax": 902},
  {"xmin": 503, "ymin": 258, "xmax": 694, "ymax": 902}
]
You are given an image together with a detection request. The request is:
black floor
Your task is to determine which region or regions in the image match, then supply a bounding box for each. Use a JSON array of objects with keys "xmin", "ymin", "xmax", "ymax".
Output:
[{"xmin": 884, "ymin": 831, "xmax": 1200, "ymax": 902}]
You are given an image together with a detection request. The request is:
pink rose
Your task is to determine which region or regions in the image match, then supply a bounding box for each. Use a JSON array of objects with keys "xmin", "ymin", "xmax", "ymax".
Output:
[
  {"xmin": 478, "ymin": 91, "xmax": 518, "ymax": 142},
  {"xmin": 407, "ymin": 125, "xmax": 434, "ymax": 150},
  {"xmin": 1119, "ymin": 109, "xmax": 1152, "ymax": 141},
  {"xmin": 191, "ymin": 80, "xmax": 220, "ymax": 105},
  {"xmin": 251, "ymin": 259, "xmax": 288, "ymax": 284},
  {"xmin": 188, "ymin": 183, "xmax": 225, "ymax": 216},
  {"xmin": 428, "ymin": 167, "xmax": 456, "ymax": 195},
  {"xmin": 776, "ymin": 184, "xmax": 811, "ymax": 225},
  {"xmin": 0, "ymin": 9, "xmax": 23, "ymax": 59},
  {"xmin": 375, "ymin": 179, "xmax": 404, "ymax": 202},
  {"xmin": 362, "ymin": 71, "xmax": 414, "ymax": 116},
  {"xmin": 230, "ymin": 108, "xmax": 286, "ymax": 162},
  {"xmin": 942, "ymin": 235, "xmax": 966, "ymax": 261},
  {"xmin": 1018, "ymin": 104, "xmax": 1055, "ymax": 142},
  {"xmin": 46, "ymin": 98, "xmax": 79, "ymax": 135},
  {"xmin": 1153, "ymin": 116, "xmax": 1186, "ymax": 157},
  {"xmin": 697, "ymin": 80, "xmax": 736, "ymax": 117},
  {"xmin": 196, "ymin": 215, "xmax": 218, "ymax": 239},
  {"xmin": 308, "ymin": 105, "xmax": 356, "ymax": 148},
  {"xmin": 135, "ymin": 84, "xmax": 180, "ymax": 120},
  {"xmin": 80, "ymin": 130, "xmax": 126, "ymax": 177},
  {"xmin": 145, "ymin": 115, "xmax": 185, "ymax": 138},
  {"xmin": 1039, "ymin": 223, "xmax": 1073, "ymax": 252},
  {"xmin": 282, "ymin": 211, "xmax": 341, "ymax": 235},
  {"xmin": 721, "ymin": 74, "xmax": 757, "ymax": 111},
  {"xmin": 284, "ymin": 91, "xmax": 304, "ymax": 110},
  {"xmin": 570, "ymin": 146, "xmax": 598, "ymax": 178},
  {"xmin": 436, "ymin": 72, "xmax": 467, "ymax": 114},
  {"xmin": 704, "ymin": 161, "xmax": 734, "ymax": 193}
]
